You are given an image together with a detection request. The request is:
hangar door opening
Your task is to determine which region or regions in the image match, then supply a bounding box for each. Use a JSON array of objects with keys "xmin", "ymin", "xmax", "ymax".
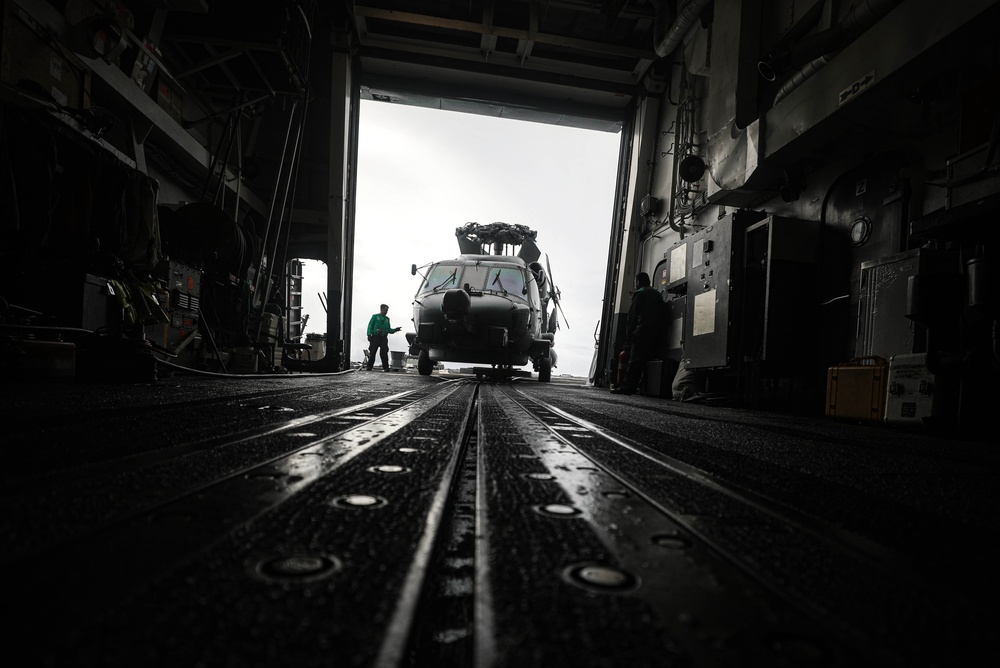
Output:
[
  {"xmin": 350, "ymin": 100, "xmax": 621, "ymax": 379},
  {"xmin": 289, "ymin": 259, "xmax": 329, "ymax": 363}
]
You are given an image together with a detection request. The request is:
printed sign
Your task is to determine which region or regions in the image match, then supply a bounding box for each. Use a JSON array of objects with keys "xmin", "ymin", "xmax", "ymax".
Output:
[{"xmin": 840, "ymin": 70, "xmax": 876, "ymax": 106}]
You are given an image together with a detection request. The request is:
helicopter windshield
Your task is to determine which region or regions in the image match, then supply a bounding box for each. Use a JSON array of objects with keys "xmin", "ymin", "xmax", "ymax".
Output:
[
  {"xmin": 463, "ymin": 264, "xmax": 529, "ymax": 300},
  {"xmin": 417, "ymin": 262, "xmax": 530, "ymax": 301},
  {"xmin": 487, "ymin": 267, "xmax": 527, "ymax": 296},
  {"xmin": 419, "ymin": 263, "xmax": 460, "ymax": 294},
  {"xmin": 460, "ymin": 265, "xmax": 490, "ymax": 291}
]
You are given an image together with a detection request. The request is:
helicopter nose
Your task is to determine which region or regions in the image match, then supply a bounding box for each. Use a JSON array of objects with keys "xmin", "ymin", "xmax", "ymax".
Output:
[{"xmin": 442, "ymin": 288, "xmax": 471, "ymax": 316}]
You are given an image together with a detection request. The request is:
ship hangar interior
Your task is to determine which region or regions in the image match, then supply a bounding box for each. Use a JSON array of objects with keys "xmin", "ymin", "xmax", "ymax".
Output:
[
  {"xmin": 2, "ymin": 1, "xmax": 1000, "ymax": 667},
  {"xmin": 1, "ymin": 0, "xmax": 999, "ymax": 432}
]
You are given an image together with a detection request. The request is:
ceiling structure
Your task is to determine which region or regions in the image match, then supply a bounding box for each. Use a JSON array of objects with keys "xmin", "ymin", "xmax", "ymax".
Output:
[
  {"xmin": 156, "ymin": 0, "xmax": 666, "ymax": 129},
  {"xmin": 142, "ymin": 0, "xmax": 670, "ymax": 259},
  {"xmin": 341, "ymin": 0, "xmax": 665, "ymax": 132}
]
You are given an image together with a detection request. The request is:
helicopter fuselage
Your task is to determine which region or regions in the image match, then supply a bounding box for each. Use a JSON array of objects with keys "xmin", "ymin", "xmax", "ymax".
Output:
[{"xmin": 410, "ymin": 255, "xmax": 550, "ymax": 370}]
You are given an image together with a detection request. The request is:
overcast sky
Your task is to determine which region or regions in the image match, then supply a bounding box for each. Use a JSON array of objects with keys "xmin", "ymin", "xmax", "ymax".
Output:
[{"xmin": 301, "ymin": 100, "xmax": 621, "ymax": 379}]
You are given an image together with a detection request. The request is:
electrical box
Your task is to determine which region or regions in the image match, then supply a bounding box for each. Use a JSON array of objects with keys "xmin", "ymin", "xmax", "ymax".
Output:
[
  {"xmin": 684, "ymin": 210, "xmax": 765, "ymax": 369},
  {"xmin": 684, "ymin": 215, "xmax": 737, "ymax": 368}
]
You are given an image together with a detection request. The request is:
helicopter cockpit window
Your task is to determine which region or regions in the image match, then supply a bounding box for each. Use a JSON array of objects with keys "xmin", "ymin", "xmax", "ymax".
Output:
[
  {"xmin": 460, "ymin": 265, "xmax": 490, "ymax": 291},
  {"xmin": 487, "ymin": 267, "xmax": 528, "ymax": 297},
  {"xmin": 419, "ymin": 264, "xmax": 459, "ymax": 295}
]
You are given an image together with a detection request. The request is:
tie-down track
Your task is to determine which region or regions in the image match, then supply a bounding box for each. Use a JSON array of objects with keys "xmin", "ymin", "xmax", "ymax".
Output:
[{"xmin": 1, "ymin": 376, "xmax": 992, "ymax": 667}]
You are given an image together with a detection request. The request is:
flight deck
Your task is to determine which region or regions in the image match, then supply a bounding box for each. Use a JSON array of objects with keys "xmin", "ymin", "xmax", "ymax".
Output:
[{"xmin": 2, "ymin": 370, "xmax": 995, "ymax": 667}]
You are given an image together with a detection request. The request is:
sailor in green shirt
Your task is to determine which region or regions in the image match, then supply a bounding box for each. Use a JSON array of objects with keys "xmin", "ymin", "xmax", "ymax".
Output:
[{"xmin": 366, "ymin": 303, "xmax": 401, "ymax": 371}]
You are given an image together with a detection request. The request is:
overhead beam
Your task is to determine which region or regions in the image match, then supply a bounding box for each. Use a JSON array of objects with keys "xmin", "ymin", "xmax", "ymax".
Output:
[
  {"xmin": 358, "ymin": 44, "xmax": 640, "ymax": 95},
  {"xmin": 351, "ymin": 5, "xmax": 658, "ymax": 61},
  {"xmin": 168, "ymin": 36, "xmax": 287, "ymax": 51},
  {"xmin": 479, "ymin": 0, "xmax": 496, "ymax": 58},
  {"xmin": 522, "ymin": 0, "xmax": 655, "ymax": 21},
  {"xmin": 175, "ymin": 47, "xmax": 242, "ymax": 79},
  {"xmin": 517, "ymin": 3, "xmax": 538, "ymax": 64},
  {"xmin": 359, "ymin": 71, "xmax": 628, "ymax": 132}
]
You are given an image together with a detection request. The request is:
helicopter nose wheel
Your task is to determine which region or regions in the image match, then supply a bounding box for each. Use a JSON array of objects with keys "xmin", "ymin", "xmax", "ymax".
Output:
[{"xmin": 537, "ymin": 357, "xmax": 551, "ymax": 382}]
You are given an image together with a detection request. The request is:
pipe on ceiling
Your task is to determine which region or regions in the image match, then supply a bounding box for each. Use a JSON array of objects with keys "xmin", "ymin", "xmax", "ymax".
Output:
[{"xmin": 654, "ymin": 0, "xmax": 713, "ymax": 59}]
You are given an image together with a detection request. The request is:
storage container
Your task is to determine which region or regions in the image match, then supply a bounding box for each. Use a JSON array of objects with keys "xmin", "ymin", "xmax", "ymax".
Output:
[{"xmin": 825, "ymin": 356, "xmax": 888, "ymax": 421}]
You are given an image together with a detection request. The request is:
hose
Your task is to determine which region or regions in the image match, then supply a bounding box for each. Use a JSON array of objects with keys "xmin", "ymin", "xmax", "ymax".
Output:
[{"xmin": 154, "ymin": 355, "xmax": 353, "ymax": 378}]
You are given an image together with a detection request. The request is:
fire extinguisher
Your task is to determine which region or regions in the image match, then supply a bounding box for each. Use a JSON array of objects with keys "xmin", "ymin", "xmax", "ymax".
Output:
[{"xmin": 616, "ymin": 345, "xmax": 629, "ymax": 388}]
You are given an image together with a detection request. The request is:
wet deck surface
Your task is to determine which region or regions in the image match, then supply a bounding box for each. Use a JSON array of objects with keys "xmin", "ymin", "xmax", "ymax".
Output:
[{"xmin": 2, "ymin": 370, "xmax": 997, "ymax": 667}]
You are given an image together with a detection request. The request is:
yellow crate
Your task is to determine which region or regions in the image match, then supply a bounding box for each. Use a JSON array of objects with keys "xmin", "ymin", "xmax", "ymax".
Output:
[{"xmin": 826, "ymin": 356, "xmax": 888, "ymax": 421}]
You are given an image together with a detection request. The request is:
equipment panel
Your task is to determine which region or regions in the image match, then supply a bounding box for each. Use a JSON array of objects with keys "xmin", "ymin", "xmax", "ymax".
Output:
[
  {"xmin": 659, "ymin": 240, "xmax": 690, "ymax": 293},
  {"xmin": 684, "ymin": 214, "xmax": 741, "ymax": 369},
  {"xmin": 145, "ymin": 260, "xmax": 201, "ymax": 355},
  {"xmin": 856, "ymin": 249, "xmax": 952, "ymax": 360}
]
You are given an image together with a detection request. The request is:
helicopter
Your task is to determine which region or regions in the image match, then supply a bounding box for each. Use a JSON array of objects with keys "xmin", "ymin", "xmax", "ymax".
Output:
[{"xmin": 407, "ymin": 222, "xmax": 568, "ymax": 381}]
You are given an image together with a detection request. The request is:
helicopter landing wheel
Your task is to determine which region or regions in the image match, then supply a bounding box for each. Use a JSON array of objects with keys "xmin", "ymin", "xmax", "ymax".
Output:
[
  {"xmin": 538, "ymin": 357, "xmax": 551, "ymax": 382},
  {"xmin": 417, "ymin": 350, "xmax": 433, "ymax": 376}
]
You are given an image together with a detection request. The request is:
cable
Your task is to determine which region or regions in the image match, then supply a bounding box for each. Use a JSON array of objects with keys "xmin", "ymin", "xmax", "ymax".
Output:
[
  {"xmin": 0, "ymin": 323, "xmax": 94, "ymax": 336},
  {"xmin": 153, "ymin": 355, "xmax": 352, "ymax": 378}
]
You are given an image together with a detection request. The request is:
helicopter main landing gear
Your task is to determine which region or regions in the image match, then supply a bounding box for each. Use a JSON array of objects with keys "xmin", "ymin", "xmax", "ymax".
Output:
[
  {"xmin": 537, "ymin": 357, "xmax": 551, "ymax": 383},
  {"xmin": 417, "ymin": 350, "xmax": 433, "ymax": 376}
]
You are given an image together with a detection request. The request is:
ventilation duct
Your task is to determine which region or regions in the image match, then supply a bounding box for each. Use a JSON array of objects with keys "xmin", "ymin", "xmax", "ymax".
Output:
[
  {"xmin": 654, "ymin": 0, "xmax": 713, "ymax": 59},
  {"xmin": 773, "ymin": 0, "xmax": 904, "ymax": 106}
]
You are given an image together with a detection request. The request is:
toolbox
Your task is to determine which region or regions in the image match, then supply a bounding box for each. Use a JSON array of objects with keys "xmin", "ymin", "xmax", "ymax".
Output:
[
  {"xmin": 884, "ymin": 353, "xmax": 937, "ymax": 426},
  {"xmin": 825, "ymin": 356, "xmax": 888, "ymax": 421}
]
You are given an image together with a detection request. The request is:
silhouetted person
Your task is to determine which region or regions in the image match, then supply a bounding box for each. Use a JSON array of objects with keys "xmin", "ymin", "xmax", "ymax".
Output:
[
  {"xmin": 611, "ymin": 272, "xmax": 663, "ymax": 395},
  {"xmin": 366, "ymin": 303, "xmax": 401, "ymax": 371}
]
